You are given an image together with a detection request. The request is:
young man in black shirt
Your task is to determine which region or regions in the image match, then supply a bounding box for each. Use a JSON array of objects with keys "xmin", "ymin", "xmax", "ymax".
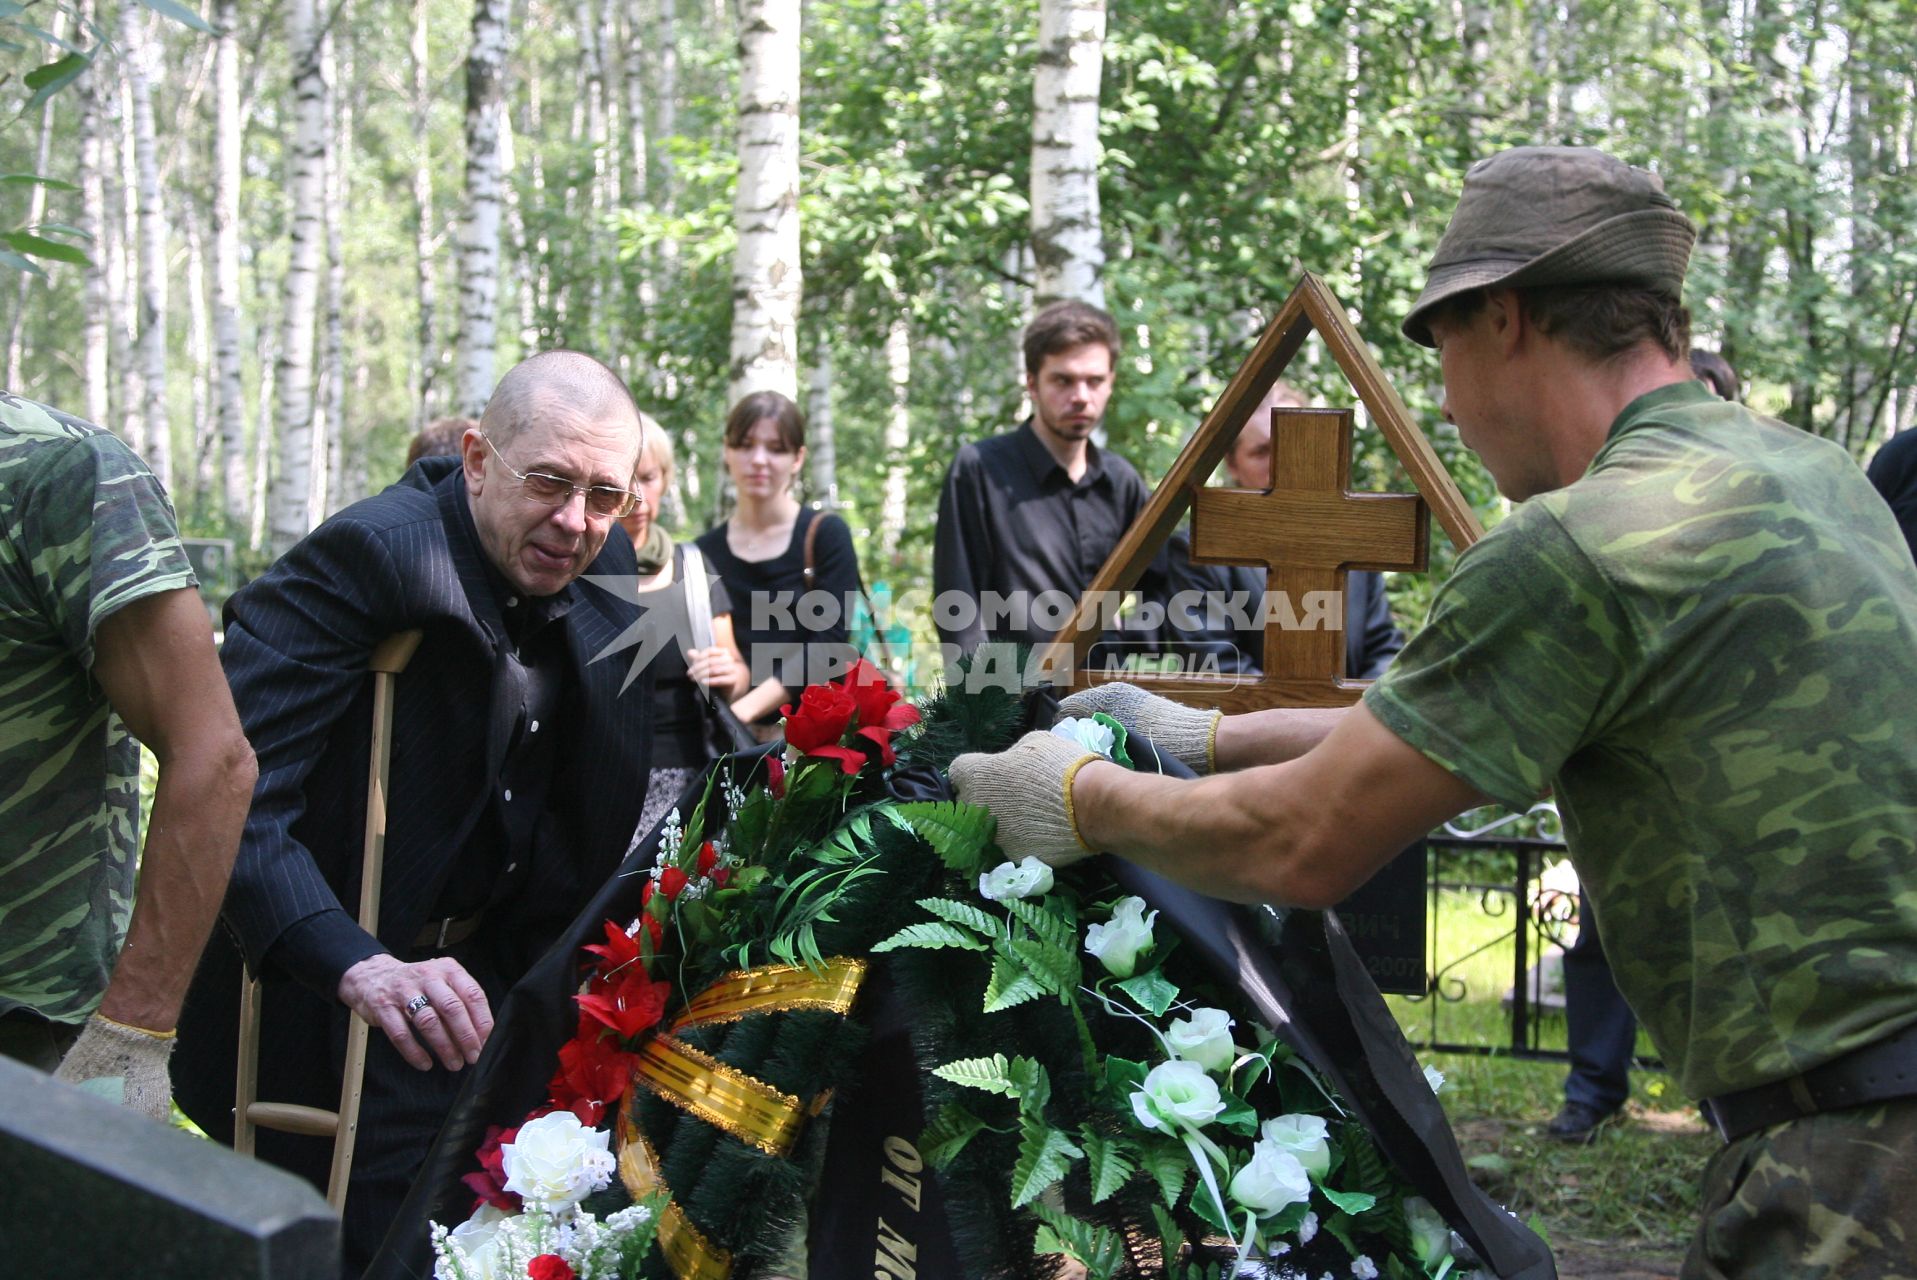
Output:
[{"xmin": 933, "ymin": 301, "xmax": 1162, "ymax": 666}]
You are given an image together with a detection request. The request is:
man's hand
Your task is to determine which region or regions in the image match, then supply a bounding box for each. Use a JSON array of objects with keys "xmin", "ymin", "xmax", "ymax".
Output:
[
  {"xmin": 53, "ymin": 1013, "xmax": 176, "ymax": 1122},
  {"xmin": 338, "ymin": 953, "xmax": 494, "ymax": 1071},
  {"xmin": 1058, "ymin": 683, "xmax": 1222, "ymax": 774},
  {"xmin": 686, "ymin": 646, "xmax": 744, "ymax": 697},
  {"xmin": 950, "ymin": 730, "xmax": 1106, "ymax": 867}
]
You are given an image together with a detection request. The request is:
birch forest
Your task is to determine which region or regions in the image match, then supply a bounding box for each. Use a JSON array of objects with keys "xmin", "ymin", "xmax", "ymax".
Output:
[{"xmin": 2, "ymin": 0, "xmax": 1915, "ymax": 597}]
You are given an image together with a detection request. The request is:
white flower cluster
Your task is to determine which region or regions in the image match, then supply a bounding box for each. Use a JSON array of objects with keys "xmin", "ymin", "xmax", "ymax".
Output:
[
  {"xmin": 431, "ymin": 1113, "xmax": 650, "ymax": 1280},
  {"xmin": 1050, "ymin": 715, "xmax": 1116, "ymax": 758},
  {"xmin": 977, "ymin": 857, "xmax": 1054, "ymax": 902}
]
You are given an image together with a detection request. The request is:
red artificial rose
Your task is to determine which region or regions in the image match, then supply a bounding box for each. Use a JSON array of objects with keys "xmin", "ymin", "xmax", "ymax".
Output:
[
  {"xmin": 766, "ymin": 755, "xmax": 785, "ymax": 798},
  {"xmin": 575, "ymin": 965, "xmax": 672, "ymax": 1039},
  {"xmin": 640, "ymin": 879, "xmax": 655, "ymax": 908},
  {"xmin": 696, "ymin": 841, "xmax": 719, "ymax": 876},
  {"xmin": 780, "ymin": 682, "xmax": 865, "ymax": 772},
  {"xmin": 461, "ymin": 1124, "xmax": 521, "ymax": 1213},
  {"xmin": 712, "ymin": 866, "xmax": 731, "ymax": 890},
  {"xmin": 527, "ymin": 1255, "xmax": 576, "ymax": 1280},
  {"xmin": 843, "ymin": 660, "xmax": 920, "ymax": 767},
  {"xmin": 582, "ymin": 918, "xmax": 643, "ymax": 981},
  {"xmin": 658, "ymin": 866, "xmax": 689, "ymax": 900}
]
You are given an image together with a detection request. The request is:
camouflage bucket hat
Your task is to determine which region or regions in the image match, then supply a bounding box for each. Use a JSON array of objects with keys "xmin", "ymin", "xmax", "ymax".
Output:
[{"xmin": 1401, "ymin": 146, "xmax": 1697, "ymax": 347}]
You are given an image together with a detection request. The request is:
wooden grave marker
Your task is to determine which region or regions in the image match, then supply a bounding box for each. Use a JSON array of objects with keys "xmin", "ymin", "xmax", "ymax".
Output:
[{"xmin": 1038, "ymin": 272, "xmax": 1484, "ymax": 712}]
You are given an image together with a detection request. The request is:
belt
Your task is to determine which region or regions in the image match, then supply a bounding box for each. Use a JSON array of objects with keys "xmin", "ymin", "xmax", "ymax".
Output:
[
  {"xmin": 1700, "ymin": 1020, "xmax": 1917, "ymax": 1143},
  {"xmin": 411, "ymin": 910, "xmax": 485, "ymax": 952}
]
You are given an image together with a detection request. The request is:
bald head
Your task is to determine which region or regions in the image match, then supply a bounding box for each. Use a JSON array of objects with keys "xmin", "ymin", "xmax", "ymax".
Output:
[{"xmin": 479, "ymin": 351, "xmax": 642, "ymax": 453}]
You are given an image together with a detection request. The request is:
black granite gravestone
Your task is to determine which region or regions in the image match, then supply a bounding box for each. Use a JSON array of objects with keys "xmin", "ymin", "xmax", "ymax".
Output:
[{"xmin": 0, "ymin": 1055, "xmax": 337, "ymax": 1275}]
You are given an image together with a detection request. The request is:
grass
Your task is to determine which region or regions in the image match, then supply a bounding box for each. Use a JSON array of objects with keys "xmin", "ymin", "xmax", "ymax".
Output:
[{"xmin": 1385, "ymin": 890, "xmax": 1719, "ymax": 1259}]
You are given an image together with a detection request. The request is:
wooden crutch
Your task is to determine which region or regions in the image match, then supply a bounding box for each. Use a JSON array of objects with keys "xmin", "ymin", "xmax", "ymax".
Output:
[{"xmin": 234, "ymin": 628, "xmax": 424, "ymax": 1211}]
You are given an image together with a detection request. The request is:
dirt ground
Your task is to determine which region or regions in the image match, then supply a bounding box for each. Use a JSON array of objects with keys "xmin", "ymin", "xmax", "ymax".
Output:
[{"xmin": 1548, "ymin": 1238, "xmax": 1686, "ymax": 1280}]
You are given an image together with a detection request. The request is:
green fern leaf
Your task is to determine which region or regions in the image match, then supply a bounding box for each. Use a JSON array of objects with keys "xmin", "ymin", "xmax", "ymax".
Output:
[
  {"xmin": 1010, "ymin": 1119, "xmax": 1083, "ymax": 1208},
  {"xmin": 1006, "ymin": 935, "xmax": 1079, "ymax": 998},
  {"xmin": 871, "ymin": 921, "xmax": 989, "ymax": 952},
  {"xmin": 918, "ymin": 1102, "xmax": 988, "ymax": 1169},
  {"xmin": 1141, "ymin": 1142, "xmax": 1190, "ymax": 1209},
  {"xmin": 1030, "ymin": 1202, "xmax": 1129, "ymax": 1278},
  {"xmin": 915, "ymin": 897, "xmax": 1005, "ymax": 938},
  {"xmin": 1004, "ymin": 895, "xmax": 1076, "ymax": 951},
  {"xmin": 1079, "ymin": 1130, "xmax": 1138, "ymax": 1204},
  {"xmin": 1006, "ymin": 1056, "xmax": 1051, "ymax": 1112},
  {"xmin": 890, "ymin": 800, "xmax": 996, "ymax": 874},
  {"xmin": 983, "ymin": 954, "xmax": 1046, "ymax": 1011},
  {"xmin": 932, "ymin": 1053, "xmax": 1017, "ymax": 1097}
]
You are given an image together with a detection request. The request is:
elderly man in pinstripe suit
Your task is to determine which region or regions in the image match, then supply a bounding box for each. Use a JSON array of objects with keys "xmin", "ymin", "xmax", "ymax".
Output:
[{"xmin": 177, "ymin": 351, "xmax": 657, "ymax": 1273}]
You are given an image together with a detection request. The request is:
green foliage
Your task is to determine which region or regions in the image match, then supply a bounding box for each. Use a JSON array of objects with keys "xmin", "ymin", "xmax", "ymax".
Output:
[
  {"xmin": 1010, "ymin": 1118, "xmax": 1083, "ymax": 1208},
  {"xmin": 1078, "ymin": 1128, "xmax": 1137, "ymax": 1204},
  {"xmin": 982, "ymin": 953, "xmax": 1047, "ymax": 1012},
  {"xmin": 884, "ymin": 801, "xmax": 997, "ymax": 875},
  {"xmin": 870, "ymin": 920, "xmax": 988, "ymax": 952},
  {"xmin": 918, "ymin": 1101, "xmax": 990, "ymax": 1169},
  {"xmin": 1030, "ymin": 1200, "xmax": 1129, "ymax": 1278},
  {"xmin": 1115, "ymin": 967, "xmax": 1181, "ymax": 1017}
]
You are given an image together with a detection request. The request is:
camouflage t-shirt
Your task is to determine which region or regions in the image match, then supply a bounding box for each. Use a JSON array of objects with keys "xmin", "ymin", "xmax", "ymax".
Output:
[
  {"xmin": 0, "ymin": 393, "xmax": 196, "ymax": 1023},
  {"xmin": 1366, "ymin": 381, "xmax": 1917, "ymax": 1101}
]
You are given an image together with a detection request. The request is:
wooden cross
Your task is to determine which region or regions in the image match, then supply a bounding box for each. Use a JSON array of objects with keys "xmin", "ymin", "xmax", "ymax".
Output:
[
  {"xmin": 1037, "ymin": 272, "xmax": 1484, "ymax": 711},
  {"xmin": 1190, "ymin": 406, "xmax": 1426, "ymax": 685}
]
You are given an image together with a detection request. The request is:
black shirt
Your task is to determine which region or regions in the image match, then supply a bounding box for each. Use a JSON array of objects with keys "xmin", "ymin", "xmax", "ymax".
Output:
[
  {"xmin": 933, "ymin": 419, "xmax": 1162, "ymax": 656},
  {"xmin": 1867, "ymin": 428, "xmax": 1917, "ymax": 563},
  {"xmin": 696, "ymin": 507, "xmax": 863, "ymax": 696}
]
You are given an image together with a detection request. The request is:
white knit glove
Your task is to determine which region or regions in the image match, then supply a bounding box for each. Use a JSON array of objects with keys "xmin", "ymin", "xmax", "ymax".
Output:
[
  {"xmin": 1058, "ymin": 683, "xmax": 1222, "ymax": 775},
  {"xmin": 951, "ymin": 731, "xmax": 1102, "ymax": 868},
  {"xmin": 53, "ymin": 1012, "xmax": 176, "ymax": 1122}
]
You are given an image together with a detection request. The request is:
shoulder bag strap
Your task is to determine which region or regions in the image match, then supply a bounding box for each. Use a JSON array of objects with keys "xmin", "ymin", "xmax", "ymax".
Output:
[
  {"xmin": 801, "ymin": 506, "xmax": 822, "ymax": 591},
  {"xmin": 680, "ymin": 544, "xmax": 716, "ymax": 651}
]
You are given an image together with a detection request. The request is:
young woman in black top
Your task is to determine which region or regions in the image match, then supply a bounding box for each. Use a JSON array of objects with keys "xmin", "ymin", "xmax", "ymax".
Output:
[{"xmin": 695, "ymin": 391, "xmax": 865, "ymax": 728}]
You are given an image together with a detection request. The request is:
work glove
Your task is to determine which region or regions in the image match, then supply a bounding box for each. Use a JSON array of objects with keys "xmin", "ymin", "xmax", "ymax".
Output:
[
  {"xmin": 53, "ymin": 1012, "xmax": 176, "ymax": 1122},
  {"xmin": 951, "ymin": 730, "xmax": 1102, "ymax": 868},
  {"xmin": 1058, "ymin": 683, "xmax": 1223, "ymax": 775}
]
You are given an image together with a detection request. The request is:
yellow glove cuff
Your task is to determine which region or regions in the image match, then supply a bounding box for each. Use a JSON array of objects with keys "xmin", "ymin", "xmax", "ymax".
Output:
[
  {"xmin": 1204, "ymin": 710, "xmax": 1223, "ymax": 773},
  {"xmin": 95, "ymin": 1012, "xmax": 177, "ymax": 1040},
  {"xmin": 1060, "ymin": 753, "xmax": 1100, "ymax": 856}
]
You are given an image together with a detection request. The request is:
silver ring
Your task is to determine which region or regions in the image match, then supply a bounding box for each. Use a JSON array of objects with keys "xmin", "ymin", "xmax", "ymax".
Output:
[{"xmin": 405, "ymin": 994, "xmax": 432, "ymax": 1018}]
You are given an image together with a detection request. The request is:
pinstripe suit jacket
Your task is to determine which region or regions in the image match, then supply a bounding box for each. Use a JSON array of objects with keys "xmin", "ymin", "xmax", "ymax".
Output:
[{"xmin": 176, "ymin": 460, "xmax": 653, "ymax": 1135}]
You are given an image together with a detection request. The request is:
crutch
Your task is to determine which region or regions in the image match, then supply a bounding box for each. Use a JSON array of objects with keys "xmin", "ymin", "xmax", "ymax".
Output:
[{"xmin": 234, "ymin": 628, "xmax": 423, "ymax": 1211}]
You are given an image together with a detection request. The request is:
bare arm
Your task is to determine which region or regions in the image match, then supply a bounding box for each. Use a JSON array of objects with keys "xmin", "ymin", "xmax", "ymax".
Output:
[
  {"xmin": 89, "ymin": 588, "xmax": 257, "ymax": 1032},
  {"xmin": 690, "ymin": 612, "xmax": 753, "ymax": 702},
  {"xmin": 1212, "ymin": 705, "xmax": 1351, "ymax": 770},
  {"xmin": 1075, "ymin": 704, "xmax": 1485, "ymax": 908}
]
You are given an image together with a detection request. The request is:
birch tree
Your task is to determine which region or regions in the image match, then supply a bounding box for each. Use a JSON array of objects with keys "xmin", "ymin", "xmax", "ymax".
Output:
[
  {"xmin": 123, "ymin": 3, "xmax": 170, "ymax": 488},
  {"xmin": 411, "ymin": 0, "xmax": 439, "ymax": 427},
  {"xmin": 728, "ymin": 0, "xmax": 801, "ymax": 402},
  {"xmin": 269, "ymin": 0, "xmax": 328, "ymax": 553},
  {"xmin": 77, "ymin": 0, "xmax": 110, "ymax": 429},
  {"xmin": 1030, "ymin": 0, "xmax": 1106, "ymax": 308},
  {"xmin": 879, "ymin": 314, "xmax": 909, "ymax": 561},
  {"xmin": 212, "ymin": 0, "xmax": 248, "ymax": 530},
  {"xmin": 456, "ymin": 0, "xmax": 510, "ymax": 417},
  {"xmin": 4, "ymin": 6, "xmax": 62, "ymax": 390},
  {"xmin": 805, "ymin": 346, "xmax": 836, "ymax": 506}
]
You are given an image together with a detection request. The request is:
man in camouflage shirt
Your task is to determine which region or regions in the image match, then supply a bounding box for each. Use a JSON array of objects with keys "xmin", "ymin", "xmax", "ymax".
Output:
[
  {"xmin": 955, "ymin": 147, "xmax": 1917, "ymax": 1276},
  {"xmin": 0, "ymin": 392, "xmax": 254, "ymax": 1120}
]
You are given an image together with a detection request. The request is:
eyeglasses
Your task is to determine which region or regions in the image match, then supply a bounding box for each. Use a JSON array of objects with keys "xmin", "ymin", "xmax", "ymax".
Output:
[{"xmin": 481, "ymin": 433, "xmax": 642, "ymax": 519}]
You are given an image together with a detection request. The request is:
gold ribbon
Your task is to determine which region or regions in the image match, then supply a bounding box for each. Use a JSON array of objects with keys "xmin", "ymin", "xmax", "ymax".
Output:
[
  {"xmin": 616, "ymin": 1115, "xmax": 732, "ymax": 1280},
  {"xmin": 620, "ymin": 957, "xmax": 869, "ymax": 1280},
  {"xmin": 668, "ymin": 958, "xmax": 866, "ymax": 1032}
]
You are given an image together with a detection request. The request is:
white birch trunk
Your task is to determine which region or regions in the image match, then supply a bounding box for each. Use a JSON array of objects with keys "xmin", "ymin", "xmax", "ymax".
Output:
[
  {"xmin": 457, "ymin": 0, "xmax": 510, "ymax": 416},
  {"xmin": 124, "ymin": 3, "xmax": 170, "ymax": 488},
  {"xmin": 728, "ymin": 0, "xmax": 801, "ymax": 402},
  {"xmin": 657, "ymin": 0, "xmax": 678, "ymax": 203},
  {"xmin": 621, "ymin": 0, "xmax": 649, "ymax": 206},
  {"xmin": 806, "ymin": 347, "xmax": 837, "ymax": 507},
  {"xmin": 879, "ymin": 315, "xmax": 910, "ymax": 561},
  {"xmin": 185, "ymin": 206, "xmax": 212, "ymax": 510},
  {"xmin": 270, "ymin": 0, "xmax": 327, "ymax": 553},
  {"xmin": 114, "ymin": 50, "xmax": 145, "ymax": 456},
  {"xmin": 213, "ymin": 0, "xmax": 248, "ymax": 530},
  {"xmin": 318, "ymin": 25, "xmax": 348, "ymax": 519},
  {"xmin": 412, "ymin": 0, "xmax": 439, "ymax": 427},
  {"xmin": 78, "ymin": 0, "xmax": 111, "ymax": 428},
  {"xmin": 1030, "ymin": 0, "xmax": 1106, "ymax": 308}
]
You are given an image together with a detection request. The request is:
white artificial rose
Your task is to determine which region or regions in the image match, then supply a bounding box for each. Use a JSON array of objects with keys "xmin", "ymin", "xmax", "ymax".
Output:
[
  {"xmin": 437, "ymin": 1204, "xmax": 508, "ymax": 1280},
  {"xmin": 1165, "ymin": 1007, "xmax": 1236, "ymax": 1073},
  {"xmin": 1404, "ymin": 1196, "xmax": 1452, "ymax": 1269},
  {"xmin": 501, "ymin": 1110, "xmax": 617, "ymax": 1214},
  {"xmin": 978, "ymin": 856, "xmax": 1056, "ymax": 902},
  {"xmin": 1050, "ymin": 716, "xmax": 1115, "ymax": 758},
  {"xmin": 1129, "ymin": 1059, "xmax": 1226, "ymax": 1133},
  {"xmin": 1259, "ymin": 1112, "xmax": 1331, "ymax": 1180},
  {"xmin": 1086, "ymin": 896, "xmax": 1158, "ymax": 978},
  {"xmin": 1423, "ymin": 1064, "xmax": 1447, "ymax": 1094},
  {"xmin": 1227, "ymin": 1138, "xmax": 1312, "ymax": 1217}
]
